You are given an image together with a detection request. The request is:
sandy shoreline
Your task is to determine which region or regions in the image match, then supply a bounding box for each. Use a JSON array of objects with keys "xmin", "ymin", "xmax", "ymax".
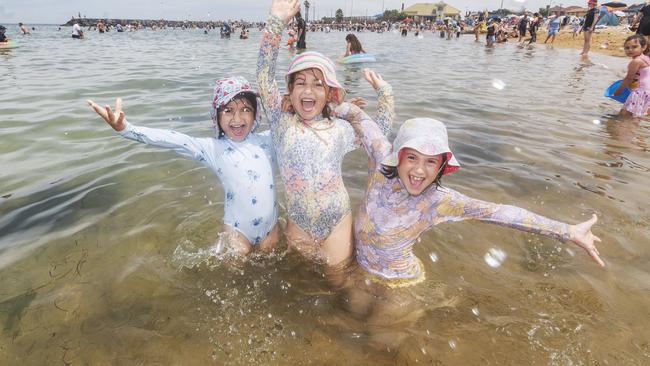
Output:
[{"xmin": 532, "ymin": 26, "xmax": 634, "ymax": 57}]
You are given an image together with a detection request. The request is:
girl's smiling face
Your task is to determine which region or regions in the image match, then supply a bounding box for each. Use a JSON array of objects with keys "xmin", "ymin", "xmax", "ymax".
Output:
[
  {"xmin": 289, "ymin": 68, "xmax": 330, "ymax": 122},
  {"xmin": 397, "ymin": 148, "xmax": 444, "ymax": 196},
  {"xmin": 218, "ymin": 97, "xmax": 255, "ymax": 141},
  {"xmin": 624, "ymin": 38, "xmax": 646, "ymax": 58}
]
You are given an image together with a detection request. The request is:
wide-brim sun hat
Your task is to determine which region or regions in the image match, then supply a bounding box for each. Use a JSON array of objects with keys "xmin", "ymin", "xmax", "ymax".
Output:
[
  {"xmin": 381, "ymin": 118, "xmax": 460, "ymax": 175},
  {"xmin": 210, "ymin": 76, "xmax": 262, "ymax": 129},
  {"xmin": 285, "ymin": 51, "xmax": 346, "ymax": 104}
]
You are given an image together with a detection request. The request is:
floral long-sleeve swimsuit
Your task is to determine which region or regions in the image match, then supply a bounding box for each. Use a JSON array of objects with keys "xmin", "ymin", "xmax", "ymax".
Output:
[
  {"xmin": 257, "ymin": 15, "xmax": 394, "ymax": 242},
  {"xmin": 348, "ymin": 113, "xmax": 571, "ymax": 287},
  {"xmin": 119, "ymin": 121, "xmax": 278, "ymax": 245}
]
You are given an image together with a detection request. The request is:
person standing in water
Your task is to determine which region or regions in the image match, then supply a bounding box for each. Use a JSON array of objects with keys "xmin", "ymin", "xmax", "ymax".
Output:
[
  {"xmin": 613, "ymin": 35, "xmax": 650, "ymax": 117},
  {"xmin": 295, "ymin": 11, "xmax": 307, "ymax": 49},
  {"xmin": 517, "ymin": 12, "xmax": 528, "ymax": 43},
  {"xmin": 18, "ymin": 22, "xmax": 31, "ymax": 35},
  {"xmin": 72, "ymin": 22, "xmax": 84, "ymax": 39},
  {"xmin": 580, "ymin": 0, "xmax": 600, "ymax": 57},
  {"xmin": 344, "ymin": 34, "xmax": 365, "ymax": 56}
]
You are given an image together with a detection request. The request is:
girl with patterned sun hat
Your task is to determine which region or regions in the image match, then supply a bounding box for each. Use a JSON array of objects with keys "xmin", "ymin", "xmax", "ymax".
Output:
[{"xmin": 257, "ymin": 0, "xmax": 395, "ymax": 266}]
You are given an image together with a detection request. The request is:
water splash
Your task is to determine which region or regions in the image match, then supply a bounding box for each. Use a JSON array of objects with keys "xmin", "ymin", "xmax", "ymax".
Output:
[{"xmin": 171, "ymin": 232, "xmax": 239, "ymax": 270}]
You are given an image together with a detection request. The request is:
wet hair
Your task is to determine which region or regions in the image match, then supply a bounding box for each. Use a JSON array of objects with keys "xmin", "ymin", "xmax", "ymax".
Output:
[
  {"xmin": 624, "ymin": 34, "xmax": 650, "ymax": 55},
  {"xmin": 287, "ymin": 70, "xmax": 332, "ymax": 120},
  {"xmin": 345, "ymin": 34, "xmax": 365, "ymax": 54},
  {"xmin": 215, "ymin": 92, "xmax": 257, "ymax": 138},
  {"xmin": 380, "ymin": 152, "xmax": 448, "ymax": 190}
]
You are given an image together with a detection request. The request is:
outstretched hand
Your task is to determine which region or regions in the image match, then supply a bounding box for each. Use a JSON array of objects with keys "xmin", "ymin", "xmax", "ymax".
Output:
[
  {"xmin": 87, "ymin": 98, "xmax": 126, "ymax": 132},
  {"xmin": 569, "ymin": 214, "xmax": 605, "ymax": 267},
  {"xmin": 362, "ymin": 68, "xmax": 388, "ymax": 91},
  {"xmin": 270, "ymin": 0, "xmax": 301, "ymax": 24}
]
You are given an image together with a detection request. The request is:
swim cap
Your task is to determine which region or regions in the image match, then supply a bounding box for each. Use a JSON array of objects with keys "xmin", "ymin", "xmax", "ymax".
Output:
[
  {"xmin": 210, "ymin": 76, "xmax": 261, "ymax": 135},
  {"xmin": 286, "ymin": 51, "xmax": 345, "ymax": 104},
  {"xmin": 381, "ymin": 118, "xmax": 460, "ymax": 175}
]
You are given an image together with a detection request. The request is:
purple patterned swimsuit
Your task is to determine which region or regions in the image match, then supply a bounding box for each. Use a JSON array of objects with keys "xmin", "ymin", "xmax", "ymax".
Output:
[{"xmin": 341, "ymin": 109, "xmax": 571, "ymax": 287}]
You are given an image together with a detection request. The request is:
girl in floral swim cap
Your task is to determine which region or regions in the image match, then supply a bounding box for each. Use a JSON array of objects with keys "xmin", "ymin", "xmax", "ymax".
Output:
[{"xmin": 87, "ymin": 76, "xmax": 280, "ymax": 254}]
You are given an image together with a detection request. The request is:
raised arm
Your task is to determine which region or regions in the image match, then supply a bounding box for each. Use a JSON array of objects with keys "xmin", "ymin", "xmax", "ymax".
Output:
[
  {"xmin": 257, "ymin": 0, "xmax": 300, "ymax": 124},
  {"xmin": 88, "ymin": 98, "xmax": 213, "ymax": 164},
  {"xmin": 333, "ymin": 102, "xmax": 391, "ymax": 170},
  {"xmin": 365, "ymin": 69, "xmax": 395, "ymax": 136},
  {"xmin": 430, "ymin": 187, "xmax": 605, "ymax": 266}
]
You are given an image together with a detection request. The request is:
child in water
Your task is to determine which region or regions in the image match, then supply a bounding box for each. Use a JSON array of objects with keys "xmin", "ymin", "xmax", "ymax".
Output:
[
  {"xmin": 257, "ymin": 0, "xmax": 394, "ymax": 266},
  {"xmin": 613, "ymin": 35, "xmax": 650, "ymax": 117},
  {"xmin": 344, "ymin": 34, "xmax": 365, "ymax": 56},
  {"xmin": 334, "ymin": 91, "xmax": 604, "ymax": 288},
  {"xmin": 0, "ymin": 25, "xmax": 8, "ymax": 43},
  {"xmin": 87, "ymin": 77, "xmax": 280, "ymax": 254}
]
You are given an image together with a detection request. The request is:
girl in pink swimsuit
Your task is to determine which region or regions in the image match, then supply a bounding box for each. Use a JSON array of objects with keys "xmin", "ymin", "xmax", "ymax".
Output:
[
  {"xmin": 257, "ymin": 0, "xmax": 394, "ymax": 266},
  {"xmin": 614, "ymin": 35, "xmax": 650, "ymax": 117}
]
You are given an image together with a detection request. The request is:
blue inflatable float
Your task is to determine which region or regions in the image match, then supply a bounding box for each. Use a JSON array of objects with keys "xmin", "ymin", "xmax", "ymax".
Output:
[
  {"xmin": 340, "ymin": 53, "xmax": 376, "ymax": 64},
  {"xmin": 604, "ymin": 80, "xmax": 631, "ymax": 103}
]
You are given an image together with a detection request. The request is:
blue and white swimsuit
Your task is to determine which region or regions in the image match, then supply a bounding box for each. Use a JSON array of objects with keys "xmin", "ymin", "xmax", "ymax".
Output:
[{"xmin": 119, "ymin": 120, "xmax": 278, "ymax": 245}]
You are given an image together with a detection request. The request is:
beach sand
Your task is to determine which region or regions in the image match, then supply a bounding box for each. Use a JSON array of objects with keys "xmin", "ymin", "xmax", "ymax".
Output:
[{"xmin": 538, "ymin": 26, "xmax": 634, "ymax": 58}]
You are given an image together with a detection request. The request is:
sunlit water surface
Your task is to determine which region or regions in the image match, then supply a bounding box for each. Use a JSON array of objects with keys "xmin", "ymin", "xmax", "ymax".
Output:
[{"xmin": 1, "ymin": 26, "xmax": 649, "ymax": 365}]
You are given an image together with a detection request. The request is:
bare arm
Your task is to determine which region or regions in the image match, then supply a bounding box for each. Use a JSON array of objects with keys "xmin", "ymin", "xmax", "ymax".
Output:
[{"xmin": 614, "ymin": 59, "xmax": 643, "ymax": 95}]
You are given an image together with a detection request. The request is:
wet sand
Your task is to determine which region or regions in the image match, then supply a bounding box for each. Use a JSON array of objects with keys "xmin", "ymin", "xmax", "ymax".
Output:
[{"xmin": 540, "ymin": 26, "xmax": 633, "ymax": 57}]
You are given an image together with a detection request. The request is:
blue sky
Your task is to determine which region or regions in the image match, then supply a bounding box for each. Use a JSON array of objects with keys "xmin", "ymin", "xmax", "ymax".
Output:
[{"xmin": 1, "ymin": 0, "xmax": 591, "ymax": 24}]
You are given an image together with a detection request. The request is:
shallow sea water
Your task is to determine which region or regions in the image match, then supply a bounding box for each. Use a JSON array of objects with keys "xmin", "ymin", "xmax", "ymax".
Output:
[{"xmin": 1, "ymin": 26, "xmax": 649, "ymax": 365}]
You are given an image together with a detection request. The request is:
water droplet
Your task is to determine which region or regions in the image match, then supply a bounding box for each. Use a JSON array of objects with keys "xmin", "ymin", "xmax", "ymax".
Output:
[
  {"xmin": 514, "ymin": 146, "xmax": 522, "ymax": 153},
  {"xmin": 429, "ymin": 252, "xmax": 438, "ymax": 263},
  {"xmin": 472, "ymin": 307, "xmax": 480, "ymax": 316},
  {"xmin": 592, "ymin": 119, "xmax": 601, "ymax": 125},
  {"xmin": 448, "ymin": 339, "xmax": 457, "ymax": 349},
  {"xmin": 267, "ymin": 313, "xmax": 272, "ymax": 318},
  {"xmin": 421, "ymin": 347, "xmax": 427, "ymax": 354},
  {"xmin": 484, "ymin": 248, "xmax": 507, "ymax": 268},
  {"xmin": 491, "ymin": 79, "xmax": 506, "ymax": 90}
]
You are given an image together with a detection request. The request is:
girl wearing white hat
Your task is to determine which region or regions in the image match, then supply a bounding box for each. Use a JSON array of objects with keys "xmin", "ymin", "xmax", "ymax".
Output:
[{"xmin": 334, "ymin": 87, "xmax": 605, "ymax": 288}]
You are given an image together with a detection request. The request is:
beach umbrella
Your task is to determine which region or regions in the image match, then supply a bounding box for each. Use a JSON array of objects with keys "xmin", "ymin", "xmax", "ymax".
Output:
[{"xmin": 602, "ymin": 2, "xmax": 627, "ymax": 8}]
